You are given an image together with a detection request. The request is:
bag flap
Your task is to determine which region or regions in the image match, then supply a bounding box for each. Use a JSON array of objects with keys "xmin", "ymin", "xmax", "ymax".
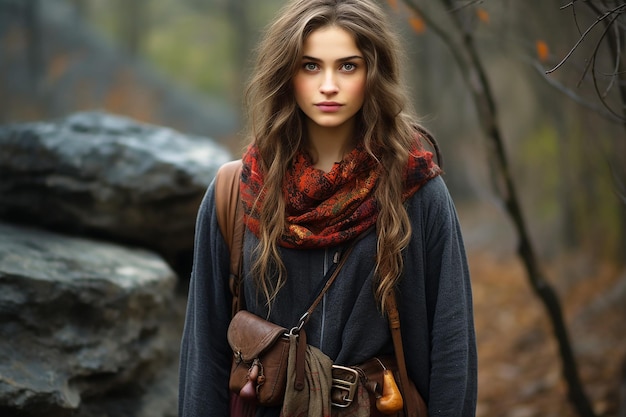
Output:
[{"xmin": 227, "ymin": 310, "xmax": 288, "ymax": 362}]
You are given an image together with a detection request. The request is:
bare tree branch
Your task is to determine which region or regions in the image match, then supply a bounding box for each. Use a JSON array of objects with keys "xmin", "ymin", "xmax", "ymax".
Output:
[
  {"xmin": 398, "ymin": 1, "xmax": 599, "ymax": 416},
  {"xmin": 545, "ymin": 1, "xmax": 626, "ymax": 125},
  {"xmin": 545, "ymin": 5, "xmax": 624, "ymax": 74},
  {"xmin": 531, "ymin": 61, "xmax": 624, "ymax": 123}
]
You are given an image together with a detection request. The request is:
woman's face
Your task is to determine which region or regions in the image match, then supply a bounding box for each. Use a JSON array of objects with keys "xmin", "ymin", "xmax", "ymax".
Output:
[{"xmin": 293, "ymin": 26, "xmax": 367, "ymax": 134}]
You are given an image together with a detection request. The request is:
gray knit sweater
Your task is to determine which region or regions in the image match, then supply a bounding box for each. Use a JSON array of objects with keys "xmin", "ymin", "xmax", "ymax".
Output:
[{"xmin": 178, "ymin": 175, "xmax": 477, "ymax": 417}]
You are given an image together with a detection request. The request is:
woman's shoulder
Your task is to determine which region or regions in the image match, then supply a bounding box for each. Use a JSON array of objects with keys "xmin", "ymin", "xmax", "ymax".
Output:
[
  {"xmin": 409, "ymin": 175, "xmax": 451, "ymax": 207},
  {"xmin": 404, "ymin": 175, "xmax": 459, "ymax": 228}
]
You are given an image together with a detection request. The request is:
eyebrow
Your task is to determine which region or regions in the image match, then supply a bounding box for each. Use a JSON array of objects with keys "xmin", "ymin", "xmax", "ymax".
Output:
[{"xmin": 302, "ymin": 55, "xmax": 364, "ymax": 62}]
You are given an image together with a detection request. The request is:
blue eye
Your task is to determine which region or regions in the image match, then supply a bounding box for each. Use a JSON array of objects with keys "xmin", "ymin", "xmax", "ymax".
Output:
[
  {"xmin": 303, "ymin": 63, "xmax": 318, "ymax": 71},
  {"xmin": 341, "ymin": 63, "xmax": 357, "ymax": 72}
]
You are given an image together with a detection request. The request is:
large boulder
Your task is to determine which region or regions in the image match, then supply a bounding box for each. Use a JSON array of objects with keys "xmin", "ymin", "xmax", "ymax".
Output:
[
  {"xmin": 0, "ymin": 221, "xmax": 180, "ymax": 417},
  {"xmin": 0, "ymin": 111, "xmax": 232, "ymax": 270}
]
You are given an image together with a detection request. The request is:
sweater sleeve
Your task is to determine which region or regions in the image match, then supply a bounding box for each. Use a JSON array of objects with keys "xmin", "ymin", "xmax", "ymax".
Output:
[
  {"xmin": 178, "ymin": 181, "xmax": 233, "ymax": 417},
  {"xmin": 403, "ymin": 176, "xmax": 477, "ymax": 417}
]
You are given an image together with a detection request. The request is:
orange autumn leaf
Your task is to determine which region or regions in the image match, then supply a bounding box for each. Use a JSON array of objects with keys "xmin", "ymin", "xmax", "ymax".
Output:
[
  {"xmin": 536, "ymin": 40, "xmax": 550, "ymax": 62},
  {"xmin": 476, "ymin": 8, "xmax": 490, "ymax": 24},
  {"xmin": 387, "ymin": 0, "xmax": 398, "ymax": 11},
  {"xmin": 409, "ymin": 15, "xmax": 426, "ymax": 34}
]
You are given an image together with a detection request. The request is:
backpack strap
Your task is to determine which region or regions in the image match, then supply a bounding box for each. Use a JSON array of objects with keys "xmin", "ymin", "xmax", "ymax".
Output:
[{"xmin": 214, "ymin": 159, "xmax": 244, "ymax": 316}]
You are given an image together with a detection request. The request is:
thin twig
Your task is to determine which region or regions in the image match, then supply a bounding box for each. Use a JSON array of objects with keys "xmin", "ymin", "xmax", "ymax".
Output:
[
  {"xmin": 446, "ymin": 0, "xmax": 483, "ymax": 14},
  {"xmin": 546, "ymin": 5, "xmax": 625, "ymax": 74},
  {"xmin": 601, "ymin": 22, "xmax": 621, "ymax": 97},
  {"xmin": 532, "ymin": 61, "xmax": 623, "ymax": 123},
  {"xmin": 591, "ymin": 13, "xmax": 626, "ymax": 121}
]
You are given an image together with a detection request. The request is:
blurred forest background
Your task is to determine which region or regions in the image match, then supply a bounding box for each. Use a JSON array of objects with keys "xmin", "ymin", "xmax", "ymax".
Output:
[{"xmin": 1, "ymin": 0, "xmax": 625, "ymax": 416}]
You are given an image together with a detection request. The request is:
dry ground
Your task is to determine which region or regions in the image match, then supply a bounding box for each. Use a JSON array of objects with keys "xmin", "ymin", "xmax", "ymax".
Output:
[{"xmin": 460, "ymin": 203, "xmax": 626, "ymax": 417}]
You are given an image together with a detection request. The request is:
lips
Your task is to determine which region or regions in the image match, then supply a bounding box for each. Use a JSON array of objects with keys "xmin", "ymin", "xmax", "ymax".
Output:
[{"xmin": 315, "ymin": 102, "xmax": 342, "ymax": 112}]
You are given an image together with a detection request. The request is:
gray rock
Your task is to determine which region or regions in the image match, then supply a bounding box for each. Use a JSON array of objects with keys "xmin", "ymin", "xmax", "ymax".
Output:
[
  {"xmin": 0, "ymin": 222, "xmax": 179, "ymax": 416},
  {"xmin": 0, "ymin": 111, "xmax": 232, "ymax": 267}
]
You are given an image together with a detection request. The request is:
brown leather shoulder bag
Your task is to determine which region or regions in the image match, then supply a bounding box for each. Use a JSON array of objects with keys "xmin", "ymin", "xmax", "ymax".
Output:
[{"xmin": 214, "ymin": 160, "xmax": 356, "ymax": 407}]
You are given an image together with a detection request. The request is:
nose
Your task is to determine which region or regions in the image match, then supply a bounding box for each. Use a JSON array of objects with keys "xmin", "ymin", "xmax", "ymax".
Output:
[{"xmin": 319, "ymin": 70, "xmax": 338, "ymax": 95}]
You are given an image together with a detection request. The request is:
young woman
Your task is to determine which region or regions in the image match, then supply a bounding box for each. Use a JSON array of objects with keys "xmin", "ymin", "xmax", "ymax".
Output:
[{"xmin": 178, "ymin": 1, "xmax": 477, "ymax": 416}]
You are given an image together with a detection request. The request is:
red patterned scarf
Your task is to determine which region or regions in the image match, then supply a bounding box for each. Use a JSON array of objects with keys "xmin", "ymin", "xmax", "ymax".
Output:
[{"xmin": 240, "ymin": 140, "xmax": 441, "ymax": 248}]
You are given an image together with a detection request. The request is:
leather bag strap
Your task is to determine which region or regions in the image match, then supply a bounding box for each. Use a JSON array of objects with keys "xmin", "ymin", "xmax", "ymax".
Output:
[
  {"xmin": 215, "ymin": 159, "xmax": 361, "ymax": 324},
  {"xmin": 214, "ymin": 159, "xmax": 244, "ymax": 316},
  {"xmin": 385, "ymin": 291, "xmax": 428, "ymax": 417},
  {"xmin": 294, "ymin": 237, "xmax": 361, "ymax": 332}
]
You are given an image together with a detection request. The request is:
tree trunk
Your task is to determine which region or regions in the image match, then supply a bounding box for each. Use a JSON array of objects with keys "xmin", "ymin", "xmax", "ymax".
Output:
[
  {"xmin": 225, "ymin": 0, "xmax": 253, "ymax": 104},
  {"xmin": 24, "ymin": 0, "xmax": 41, "ymax": 82},
  {"xmin": 118, "ymin": 0, "xmax": 145, "ymax": 57}
]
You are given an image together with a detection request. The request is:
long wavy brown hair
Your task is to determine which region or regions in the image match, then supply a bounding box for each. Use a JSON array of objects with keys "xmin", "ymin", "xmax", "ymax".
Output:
[{"xmin": 243, "ymin": 0, "xmax": 436, "ymax": 312}]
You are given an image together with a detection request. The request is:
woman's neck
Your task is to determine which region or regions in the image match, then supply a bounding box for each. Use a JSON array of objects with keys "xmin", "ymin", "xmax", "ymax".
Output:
[{"xmin": 306, "ymin": 122, "xmax": 356, "ymax": 172}]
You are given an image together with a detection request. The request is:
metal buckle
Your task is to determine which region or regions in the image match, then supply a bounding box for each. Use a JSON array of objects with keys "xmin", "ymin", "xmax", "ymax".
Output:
[{"xmin": 331, "ymin": 365, "xmax": 359, "ymax": 408}]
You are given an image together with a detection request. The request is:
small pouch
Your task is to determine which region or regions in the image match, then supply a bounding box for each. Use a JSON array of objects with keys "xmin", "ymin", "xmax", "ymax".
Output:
[
  {"xmin": 227, "ymin": 310, "xmax": 290, "ymax": 406},
  {"xmin": 349, "ymin": 356, "xmax": 426, "ymax": 417}
]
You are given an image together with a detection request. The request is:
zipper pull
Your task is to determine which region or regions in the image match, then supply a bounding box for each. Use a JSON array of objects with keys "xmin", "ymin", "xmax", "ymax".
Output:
[{"xmin": 333, "ymin": 250, "xmax": 340, "ymax": 264}]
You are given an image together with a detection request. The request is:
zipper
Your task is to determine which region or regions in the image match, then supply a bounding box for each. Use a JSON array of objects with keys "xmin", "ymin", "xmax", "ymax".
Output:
[
  {"xmin": 319, "ymin": 248, "xmax": 328, "ymax": 348},
  {"xmin": 319, "ymin": 247, "xmax": 340, "ymax": 349}
]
